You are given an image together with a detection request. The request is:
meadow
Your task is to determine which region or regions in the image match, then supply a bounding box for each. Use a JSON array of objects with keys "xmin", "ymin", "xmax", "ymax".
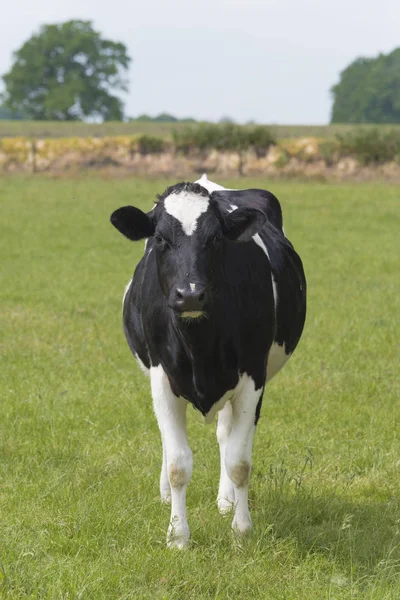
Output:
[
  {"xmin": 0, "ymin": 175, "xmax": 399, "ymax": 599},
  {"xmin": 2, "ymin": 119, "xmax": 400, "ymax": 139}
]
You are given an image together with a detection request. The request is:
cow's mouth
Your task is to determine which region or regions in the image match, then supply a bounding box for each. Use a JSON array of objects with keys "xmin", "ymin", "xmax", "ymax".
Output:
[{"xmin": 180, "ymin": 310, "xmax": 205, "ymax": 319}]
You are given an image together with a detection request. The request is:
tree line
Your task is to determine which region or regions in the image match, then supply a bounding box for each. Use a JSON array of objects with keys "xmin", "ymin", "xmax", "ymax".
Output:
[
  {"xmin": 1, "ymin": 20, "xmax": 400, "ymax": 124},
  {"xmin": 331, "ymin": 48, "xmax": 400, "ymax": 124}
]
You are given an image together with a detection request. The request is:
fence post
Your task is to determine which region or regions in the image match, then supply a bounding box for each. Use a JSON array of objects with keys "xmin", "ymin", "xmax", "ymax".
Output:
[{"xmin": 31, "ymin": 139, "xmax": 37, "ymax": 174}]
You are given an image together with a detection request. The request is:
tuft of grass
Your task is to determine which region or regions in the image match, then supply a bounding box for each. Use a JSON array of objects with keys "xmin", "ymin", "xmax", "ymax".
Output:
[{"xmin": 0, "ymin": 176, "xmax": 399, "ymax": 598}]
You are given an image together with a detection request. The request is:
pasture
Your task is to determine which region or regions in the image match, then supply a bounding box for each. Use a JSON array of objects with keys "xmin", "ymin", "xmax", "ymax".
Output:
[
  {"xmin": 2, "ymin": 119, "xmax": 400, "ymax": 139},
  {"xmin": 1, "ymin": 176, "xmax": 399, "ymax": 599}
]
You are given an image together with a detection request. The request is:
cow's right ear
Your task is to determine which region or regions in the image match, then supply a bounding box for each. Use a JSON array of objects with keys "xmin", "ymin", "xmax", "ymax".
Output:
[{"xmin": 110, "ymin": 206, "xmax": 155, "ymax": 241}]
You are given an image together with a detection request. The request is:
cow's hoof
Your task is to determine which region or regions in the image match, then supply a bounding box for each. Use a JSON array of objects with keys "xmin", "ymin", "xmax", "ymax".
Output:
[
  {"xmin": 167, "ymin": 536, "xmax": 189, "ymax": 550},
  {"xmin": 217, "ymin": 496, "xmax": 234, "ymax": 515},
  {"xmin": 167, "ymin": 522, "xmax": 190, "ymax": 549},
  {"xmin": 232, "ymin": 514, "xmax": 253, "ymax": 535}
]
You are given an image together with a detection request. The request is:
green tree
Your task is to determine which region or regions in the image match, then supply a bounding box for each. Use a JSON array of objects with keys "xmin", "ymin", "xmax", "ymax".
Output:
[
  {"xmin": 0, "ymin": 105, "xmax": 27, "ymax": 120},
  {"xmin": 2, "ymin": 20, "xmax": 131, "ymax": 121},
  {"xmin": 331, "ymin": 48, "xmax": 400, "ymax": 123}
]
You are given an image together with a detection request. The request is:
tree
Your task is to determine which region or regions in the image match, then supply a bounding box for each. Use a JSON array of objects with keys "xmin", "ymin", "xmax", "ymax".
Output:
[
  {"xmin": 0, "ymin": 105, "xmax": 27, "ymax": 120},
  {"xmin": 331, "ymin": 48, "xmax": 400, "ymax": 123},
  {"xmin": 2, "ymin": 20, "xmax": 131, "ymax": 121},
  {"xmin": 153, "ymin": 113, "xmax": 178, "ymax": 122}
]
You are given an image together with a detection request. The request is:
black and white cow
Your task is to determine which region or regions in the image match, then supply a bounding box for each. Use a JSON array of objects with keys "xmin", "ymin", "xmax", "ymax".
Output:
[{"xmin": 110, "ymin": 174, "xmax": 306, "ymax": 548}]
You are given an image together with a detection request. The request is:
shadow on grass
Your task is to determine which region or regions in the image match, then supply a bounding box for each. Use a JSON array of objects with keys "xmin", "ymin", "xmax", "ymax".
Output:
[{"xmin": 252, "ymin": 462, "xmax": 400, "ymax": 583}]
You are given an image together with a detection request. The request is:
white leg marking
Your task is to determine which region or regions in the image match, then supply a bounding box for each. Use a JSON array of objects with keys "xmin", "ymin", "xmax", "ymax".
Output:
[
  {"xmin": 151, "ymin": 365, "xmax": 192, "ymax": 549},
  {"xmin": 216, "ymin": 402, "xmax": 235, "ymax": 513},
  {"xmin": 225, "ymin": 374, "xmax": 262, "ymax": 534},
  {"xmin": 160, "ymin": 438, "xmax": 171, "ymax": 503}
]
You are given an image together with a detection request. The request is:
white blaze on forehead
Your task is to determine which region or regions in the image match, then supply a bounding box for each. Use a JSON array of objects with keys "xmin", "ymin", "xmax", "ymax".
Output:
[
  {"xmin": 164, "ymin": 191, "xmax": 209, "ymax": 235},
  {"xmin": 189, "ymin": 283, "xmax": 196, "ymax": 292}
]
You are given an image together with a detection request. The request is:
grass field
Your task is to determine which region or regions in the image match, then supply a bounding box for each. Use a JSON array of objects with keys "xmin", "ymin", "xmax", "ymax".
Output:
[
  {"xmin": 1, "ymin": 176, "xmax": 399, "ymax": 599},
  {"xmin": 1, "ymin": 120, "xmax": 400, "ymax": 139}
]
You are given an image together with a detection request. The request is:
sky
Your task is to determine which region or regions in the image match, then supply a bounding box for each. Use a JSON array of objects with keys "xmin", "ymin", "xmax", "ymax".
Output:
[{"xmin": 1, "ymin": 0, "xmax": 399, "ymax": 124}]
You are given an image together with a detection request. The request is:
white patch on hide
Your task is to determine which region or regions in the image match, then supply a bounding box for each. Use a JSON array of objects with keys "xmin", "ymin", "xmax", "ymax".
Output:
[
  {"xmin": 135, "ymin": 353, "xmax": 150, "ymax": 376},
  {"xmin": 266, "ymin": 342, "xmax": 290, "ymax": 381},
  {"xmin": 194, "ymin": 173, "xmax": 233, "ymax": 193},
  {"xmin": 203, "ymin": 372, "xmax": 262, "ymax": 425}
]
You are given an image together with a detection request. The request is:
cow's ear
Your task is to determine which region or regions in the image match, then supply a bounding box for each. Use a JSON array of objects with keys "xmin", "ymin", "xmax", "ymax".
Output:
[
  {"xmin": 219, "ymin": 206, "xmax": 266, "ymax": 242},
  {"xmin": 110, "ymin": 206, "xmax": 155, "ymax": 241}
]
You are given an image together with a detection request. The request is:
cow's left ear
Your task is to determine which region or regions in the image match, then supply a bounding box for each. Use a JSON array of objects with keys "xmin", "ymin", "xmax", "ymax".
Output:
[
  {"xmin": 110, "ymin": 206, "xmax": 155, "ymax": 241},
  {"xmin": 218, "ymin": 206, "xmax": 266, "ymax": 242}
]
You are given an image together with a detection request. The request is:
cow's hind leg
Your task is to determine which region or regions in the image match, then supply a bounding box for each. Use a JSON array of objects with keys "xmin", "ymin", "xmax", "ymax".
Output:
[
  {"xmin": 225, "ymin": 375, "xmax": 263, "ymax": 534},
  {"xmin": 216, "ymin": 402, "xmax": 235, "ymax": 513},
  {"xmin": 151, "ymin": 365, "xmax": 192, "ymax": 549}
]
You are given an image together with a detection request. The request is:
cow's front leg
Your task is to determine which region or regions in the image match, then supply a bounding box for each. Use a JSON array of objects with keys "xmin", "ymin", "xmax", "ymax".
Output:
[
  {"xmin": 225, "ymin": 374, "xmax": 263, "ymax": 534},
  {"xmin": 151, "ymin": 365, "xmax": 192, "ymax": 549},
  {"xmin": 216, "ymin": 402, "xmax": 235, "ymax": 513},
  {"xmin": 160, "ymin": 440, "xmax": 171, "ymax": 503}
]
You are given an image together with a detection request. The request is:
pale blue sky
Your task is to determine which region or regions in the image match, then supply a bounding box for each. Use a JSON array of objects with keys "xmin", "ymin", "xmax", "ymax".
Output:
[{"xmin": 1, "ymin": 0, "xmax": 399, "ymax": 124}]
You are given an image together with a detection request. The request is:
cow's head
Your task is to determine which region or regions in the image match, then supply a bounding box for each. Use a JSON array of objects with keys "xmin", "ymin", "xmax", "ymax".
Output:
[{"xmin": 110, "ymin": 183, "xmax": 266, "ymax": 320}]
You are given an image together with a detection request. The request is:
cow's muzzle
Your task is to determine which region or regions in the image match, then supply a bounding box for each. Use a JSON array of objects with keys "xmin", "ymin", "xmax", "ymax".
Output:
[{"xmin": 170, "ymin": 284, "xmax": 207, "ymax": 316}]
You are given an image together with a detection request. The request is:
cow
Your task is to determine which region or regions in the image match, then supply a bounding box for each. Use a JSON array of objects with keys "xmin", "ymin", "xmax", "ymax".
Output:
[{"xmin": 110, "ymin": 174, "xmax": 306, "ymax": 548}]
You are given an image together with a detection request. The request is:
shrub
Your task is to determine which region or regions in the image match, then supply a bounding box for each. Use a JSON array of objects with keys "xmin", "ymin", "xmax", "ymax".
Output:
[
  {"xmin": 318, "ymin": 140, "xmax": 340, "ymax": 166},
  {"xmin": 246, "ymin": 126, "xmax": 277, "ymax": 158},
  {"xmin": 173, "ymin": 123, "xmax": 276, "ymax": 155},
  {"xmin": 336, "ymin": 128, "xmax": 400, "ymax": 165},
  {"xmin": 137, "ymin": 135, "xmax": 165, "ymax": 155},
  {"xmin": 274, "ymin": 150, "xmax": 290, "ymax": 168}
]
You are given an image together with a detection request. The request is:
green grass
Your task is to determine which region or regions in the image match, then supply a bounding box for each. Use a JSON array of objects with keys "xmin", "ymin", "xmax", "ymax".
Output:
[
  {"xmin": 0, "ymin": 176, "xmax": 399, "ymax": 599},
  {"xmin": 2, "ymin": 120, "xmax": 400, "ymax": 139}
]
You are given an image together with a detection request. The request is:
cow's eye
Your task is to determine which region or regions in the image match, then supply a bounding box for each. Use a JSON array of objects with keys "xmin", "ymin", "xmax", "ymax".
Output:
[
  {"xmin": 205, "ymin": 233, "xmax": 223, "ymax": 248},
  {"xmin": 155, "ymin": 233, "xmax": 171, "ymax": 249},
  {"xmin": 213, "ymin": 233, "xmax": 223, "ymax": 244}
]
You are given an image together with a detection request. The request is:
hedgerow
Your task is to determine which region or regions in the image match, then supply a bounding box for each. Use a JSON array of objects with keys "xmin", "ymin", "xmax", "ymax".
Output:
[{"xmin": 172, "ymin": 123, "xmax": 276, "ymax": 155}]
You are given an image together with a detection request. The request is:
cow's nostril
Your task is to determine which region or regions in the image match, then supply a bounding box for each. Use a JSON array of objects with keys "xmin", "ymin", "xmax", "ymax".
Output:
[
  {"xmin": 198, "ymin": 292, "xmax": 205, "ymax": 303},
  {"xmin": 176, "ymin": 289, "xmax": 184, "ymax": 300}
]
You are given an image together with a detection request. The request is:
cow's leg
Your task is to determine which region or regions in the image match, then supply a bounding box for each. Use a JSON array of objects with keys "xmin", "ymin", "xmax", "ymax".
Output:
[
  {"xmin": 225, "ymin": 375, "xmax": 263, "ymax": 534},
  {"xmin": 216, "ymin": 402, "xmax": 235, "ymax": 513},
  {"xmin": 160, "ymin": 440, "xmax": 171, "ymax": 503},
  {"xmin": 151, "ymin": 365, "xmax": 192, "ymax": 549}
]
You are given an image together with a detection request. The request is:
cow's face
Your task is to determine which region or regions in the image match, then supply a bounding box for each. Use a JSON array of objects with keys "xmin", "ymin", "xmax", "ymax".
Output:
[{"xmin": 111, "ymin": 183, "xmax": 265, "ymax": 320}]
